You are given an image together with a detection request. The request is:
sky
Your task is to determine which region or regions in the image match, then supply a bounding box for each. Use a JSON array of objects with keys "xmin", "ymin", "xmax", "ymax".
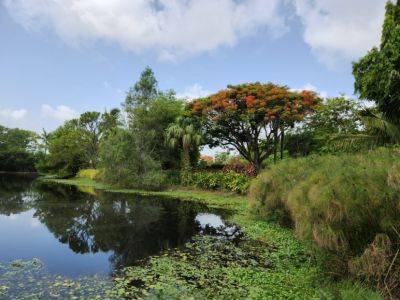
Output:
[{"xmin": 0, "ymin": 0, "xmax": 389, "ymax": 133}]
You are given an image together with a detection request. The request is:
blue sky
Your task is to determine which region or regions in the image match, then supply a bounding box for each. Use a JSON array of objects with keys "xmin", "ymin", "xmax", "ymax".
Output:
[{"xmin": 0, "ymin": 0, "xmax": 388, "ymax": 132}]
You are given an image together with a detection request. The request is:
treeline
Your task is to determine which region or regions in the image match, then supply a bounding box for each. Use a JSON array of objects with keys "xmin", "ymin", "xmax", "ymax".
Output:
[
  {"xmin": 31, "ymin": 68, "xmax": 195, "ymax": 190},
  {"xmin": 0, "ymin": 125, "xmax": 37, "ymax": 172}
]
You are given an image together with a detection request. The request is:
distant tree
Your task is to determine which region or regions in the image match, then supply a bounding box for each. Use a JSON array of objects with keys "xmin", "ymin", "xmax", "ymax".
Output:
[
  {"xmin": 285, "ymin": 97, "xmax": 363, "ymax": 156},
  {"xmin": 125, "ymin": 66, "xmax": 158, "ymax": 111},
  {"xmin": 99, "ymin": 108, "xmax": 121, "ymax": 138},
  {"xmin": 189, "ymin": 83, "xmax": 320, "ymax": 171},
  {"xmin": 214, "ymin": 151, "xmax": 233, "ymax": 165},
  {"xmin": 41, "ymin": 120, "xmax": 87, "ymax": 177},
  {"xmin": 39, "ymin": 129, "xmax": 50, "ymax": 155},
  {"xmin": 37, "ymin": 109, "xmax": 121, "ymax": 177},
  {"xmin": 0, "ymin": 125, "xmax": 38, "ymax": 172},
  {"xmin": 79, "ymin": 111, "xmax": 101, "ymax": 168},
  {"xmin": 124, "ymin": 67, "xmax": 184, "ymax": 169}
]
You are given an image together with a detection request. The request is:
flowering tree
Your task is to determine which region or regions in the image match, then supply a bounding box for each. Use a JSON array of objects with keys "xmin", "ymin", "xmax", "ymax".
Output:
[{"xmin": 188, "ymin": 83, "xmax": 320, "ymax": 171}]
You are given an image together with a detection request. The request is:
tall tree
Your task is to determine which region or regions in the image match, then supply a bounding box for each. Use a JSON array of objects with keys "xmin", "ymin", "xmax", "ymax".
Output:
[
  {"xmin": 189, "ymin": 83, "xmax": 320, "ymax": 171},
  {"xmin": 123, "ymin": 67, "xmax": 183, "ymax": 169},
  {"xmin": 79, "ymin": 111, "xmax": 101, "ymax": 168},
  {"xmin": 353, "ymin": 0, "xmax": 400, "ymax": 124},
  {"xmin": 125, "ymin": 66, "xmax": 158, "ymax": 111},
  {"xmin": 344, "ymin": 0, "xmax": 400, "ymax": 149}
]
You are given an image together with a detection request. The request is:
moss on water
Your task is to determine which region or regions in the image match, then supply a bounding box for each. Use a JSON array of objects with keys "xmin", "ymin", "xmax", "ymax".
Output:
[{"xmin": 39, "ymin": 177, "xmax": 381, "ymax": 299}]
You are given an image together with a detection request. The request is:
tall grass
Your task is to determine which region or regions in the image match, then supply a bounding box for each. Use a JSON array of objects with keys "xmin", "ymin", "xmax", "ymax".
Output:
[
  {"xmin": 76, "ymin": 169, "xmax": 100, "ymax": 180},
  {"xmin": 249, "ymin": 148, "xmax": 400, "ymax": 296}
]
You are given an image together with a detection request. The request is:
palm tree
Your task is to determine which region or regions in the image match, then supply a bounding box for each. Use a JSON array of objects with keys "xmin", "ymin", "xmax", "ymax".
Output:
[
  {"xmin": 39, "ymin": 128, "xmax": 50, "ymax": 154},
  {"xmin": 166, "ymin": 117, "xmax": 202, "ymax": 168},
  {"xmin": 331, "ymin": 109, "xmax": 400, "ymax": 150}
]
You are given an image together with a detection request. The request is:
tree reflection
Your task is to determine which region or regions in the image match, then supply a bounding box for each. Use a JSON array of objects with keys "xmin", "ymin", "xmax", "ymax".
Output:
[
  {"xmin": 0, "ymin": 173, "xmax": 37, "ymax": 215},
  {"xmin": 22, "ymin": 182, "xmax": 205, "ymax": 271}
]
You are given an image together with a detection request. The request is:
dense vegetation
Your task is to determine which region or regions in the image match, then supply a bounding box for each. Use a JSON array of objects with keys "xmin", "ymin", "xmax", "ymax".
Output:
[
  {"xmin": 1, "ymin": 0, "xmax": 399, "ymax": 297},
  {"xmin": 249, "ymin": 148, "xmax": 400, "ymax": 296},
  {"xmin": 0, "ymin": 125, "xmax": 37, "ymax": 172}
]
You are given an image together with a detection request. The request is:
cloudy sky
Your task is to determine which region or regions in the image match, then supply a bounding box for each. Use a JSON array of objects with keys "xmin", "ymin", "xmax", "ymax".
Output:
[{"xmin": 0, "ymin": 0, "xmax": 388, "ymax": 132}]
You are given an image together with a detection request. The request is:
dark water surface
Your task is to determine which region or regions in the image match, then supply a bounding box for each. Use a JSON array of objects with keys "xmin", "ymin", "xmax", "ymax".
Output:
[{"xmin": 0, "ymin": 174, "xmax": 231, "ymax": 278}]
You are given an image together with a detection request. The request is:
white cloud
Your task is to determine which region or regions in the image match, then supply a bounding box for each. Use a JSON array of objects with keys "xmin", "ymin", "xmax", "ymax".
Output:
[
  {"xmin": 177, "ymin": 84, "xmax": 211, "ymax": 100},
  {"xmin": 3, "ymin": 0, "xmax": 286, "ymax": 60},
  {"xmin": 0, "ymin": 108, "xmax": 27, "ymax": 120},
  {"xmin": 295, "ymin": 83, "xmax": 328, "ymax": 98},
  {"xmin": 41, "ymin": 104, "xmax": 77, "ymax": 121},
  {"xmin": 293, "ymin": 0, "xmax": 387, "ymax": 67},
  {"xmin": 0, "ymin": 107, "xmax": 28, "ymax": 128}
]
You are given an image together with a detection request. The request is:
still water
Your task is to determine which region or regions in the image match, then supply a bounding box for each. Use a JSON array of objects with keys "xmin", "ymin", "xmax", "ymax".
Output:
[{"xmin": 0, "ymin": 174, "xmax": 231, "ymax": 278}]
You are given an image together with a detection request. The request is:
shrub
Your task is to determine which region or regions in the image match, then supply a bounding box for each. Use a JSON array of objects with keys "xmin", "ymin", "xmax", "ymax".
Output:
[
  {"xmin": 76, "ymin": 169, "xmax": 100, "ymax": 181},
  {"xmin": 181, "ymin": 170, "xmax": 250, "ymax": 194},
  {"xmin": 249, "ymin": 148, "xmax": 400, "ymax": 295},
  {"xmin": 99, "ymin": 129, "xmax": 167, "ymax": 190},
  {"xmin": 223, "ymin": 157, "xmax": 257, "ymax": 177}
]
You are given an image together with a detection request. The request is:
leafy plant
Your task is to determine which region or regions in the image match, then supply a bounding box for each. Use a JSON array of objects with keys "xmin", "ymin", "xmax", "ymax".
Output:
[{"xmin": 181, "ymin": 170, "xmax": 250, "ymax": 194}]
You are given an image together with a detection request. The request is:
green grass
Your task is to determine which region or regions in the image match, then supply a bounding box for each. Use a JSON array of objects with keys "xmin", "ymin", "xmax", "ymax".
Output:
[{"xmin": 41, "ymin": 176, "xmax": 381, "ymax": 299}]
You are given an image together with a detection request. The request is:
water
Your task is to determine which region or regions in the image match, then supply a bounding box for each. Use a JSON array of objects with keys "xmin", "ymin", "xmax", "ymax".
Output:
[{"xmin": 0, "ymin": 174, "xmax": 232, "ymax": 278}]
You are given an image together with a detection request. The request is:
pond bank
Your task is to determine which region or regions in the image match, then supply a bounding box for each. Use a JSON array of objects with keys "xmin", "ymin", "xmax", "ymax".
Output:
[{"xmin": 42, "ymin": 177, "xmax": 381, "ymax": 299}]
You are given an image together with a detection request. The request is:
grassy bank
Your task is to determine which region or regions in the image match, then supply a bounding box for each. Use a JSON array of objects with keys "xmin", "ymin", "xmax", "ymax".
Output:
[{"xmin": 41, "ymin": 177, "xmax": 381, "ymax": 299}]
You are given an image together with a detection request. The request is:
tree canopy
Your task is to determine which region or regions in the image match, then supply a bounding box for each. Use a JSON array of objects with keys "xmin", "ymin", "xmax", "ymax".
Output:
[
  {"xmin": 188, "ymin": 83, "xmax": 320, "ymax": 170},
  {"xmin": 0, "ymin": 125, "xmax": 38, "ymax": 172},
  {"xmin": 353, "ymin": 0, "xmax": 400, "ymax": 124}
]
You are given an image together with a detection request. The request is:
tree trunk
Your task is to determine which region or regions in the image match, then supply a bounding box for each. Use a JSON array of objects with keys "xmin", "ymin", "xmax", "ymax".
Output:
[
  {"xmin": 182, "ymin": 145, "xmax": 191, "ymax": 169},
  {"xmin": 273, "ymin": 129, "xmax": 278, "ymax": 163},
  {"xmin": 280, "ymin": 127, "xmax": 285, "ymax": 160}
]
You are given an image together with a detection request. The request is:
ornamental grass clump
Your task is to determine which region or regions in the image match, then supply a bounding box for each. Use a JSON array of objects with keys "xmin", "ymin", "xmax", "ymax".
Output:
[
  {"xmin": 248, "ymin": 155, "xmax": 321, "ymax": 225},
  {"xmin": 249, "ymin": 148, "xmax": 400, "ymax": 295}
]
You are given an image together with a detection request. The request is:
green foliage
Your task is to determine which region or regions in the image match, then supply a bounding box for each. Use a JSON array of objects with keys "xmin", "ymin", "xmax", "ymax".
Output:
[
  {"xmin": 125, "ymin": 66, "xmax": 158, "ymax": 108},
  {"xmin": 353, "ymin": 0, "xmax": 400, "ymax": 124},
  {"xmin": 76, "ymin": 169, "xmax": 100, "ymax": 181},
  {"xmin": 125, "ymin": 68, "xmax": 185, "ymax": 169},
  {"xmin": 189, "ymin": 83, "xmax": 320, "ymax": 170},
  {"xmin": 0, "ymin": 125, "xmax": 38, "ymax": 172},
  {"xmin": 249, "ymin": 148, "xmax": 400, "ymax": 295},
  {"xmin": 214, "ymin": 151, "xmax": 233, "ymax": 165},
  {"xmin": 181, "ymin": 170, "xmax": 250, "ymax": 194},
  {"xmin": 36, "ymin": 109, "xmax": 121, "ymax": 177},
  {"xmin": 37, "ymin": 120, "xmax": 89, "ymax": 178},
  {"xmin": 47, "ymin": 176, "xmax": 381, "ymax": 299},
  {"xmin": 113, "ymin": 235, "xmax": 317, "ymax": 299},
  {"xmin": 99, "ymin": 129, "xmax": 166, "ymax": 190},
  {"xmin": 166, "ymin": 116, "xmax": 202, "ymax": 168},
  {"xmin": 284, "ymin": 97, "xmax": 363, "ymax": 156}
]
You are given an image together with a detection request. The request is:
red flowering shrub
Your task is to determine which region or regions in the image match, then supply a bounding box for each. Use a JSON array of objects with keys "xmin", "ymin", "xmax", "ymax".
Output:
[{"xmin": 223, "ymin": 157, "xmax": 257, "ymax": 177}]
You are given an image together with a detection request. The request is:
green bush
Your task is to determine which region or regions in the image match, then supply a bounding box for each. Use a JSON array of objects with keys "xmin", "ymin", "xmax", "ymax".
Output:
[
  {"xmin": 98, "ymin": 129, "xmax": 167, "ymax": 190},
  {"xmin": 76, "ymin": 169, "xmax": 100, "ymax": 181},
  {"xmin": 181, "ymin": 170, "xmax": 250, "ymax": 194},
  {"xmin": 249, "ymin": 148, "xmax": 400, "ymax": 295}
]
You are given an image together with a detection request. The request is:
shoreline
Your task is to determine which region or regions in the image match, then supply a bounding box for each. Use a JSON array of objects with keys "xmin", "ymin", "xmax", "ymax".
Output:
[{"xmin": 40, "ymin": 177, "xmax": 380, "ymax": 298}]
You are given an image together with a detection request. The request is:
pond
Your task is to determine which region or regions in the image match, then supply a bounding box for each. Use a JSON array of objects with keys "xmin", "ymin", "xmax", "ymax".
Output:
[{"xmin": 0, "ymin": 174, "xmax": 233, "ymax": 279}]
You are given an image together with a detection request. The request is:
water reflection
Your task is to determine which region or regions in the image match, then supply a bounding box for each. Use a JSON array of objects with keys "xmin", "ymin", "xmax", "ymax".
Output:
[
  {"xmin": 0, "ymin": 174, "xmax": 231, "ymax": 277},
  {"xmin": 196, "ymin": 213, "xmax": 242, "ymax": 241}
]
